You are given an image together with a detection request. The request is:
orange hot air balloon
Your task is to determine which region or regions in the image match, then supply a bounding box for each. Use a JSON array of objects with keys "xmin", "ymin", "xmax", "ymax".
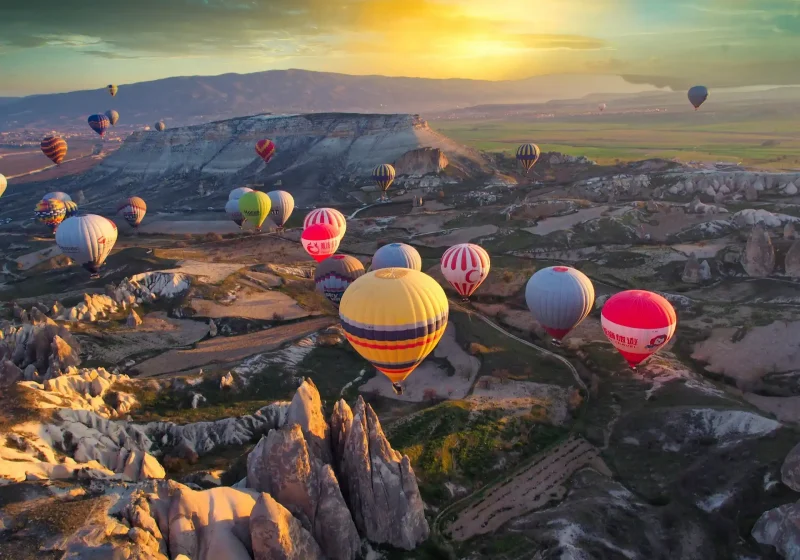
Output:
[
  {"xmin": 255, "ymin": 139, "xmax": 276, "ymax": 164},
  {"xmin": 601, "ymin": 290, "xmax": 677, "ymax": 368},
  {"xmin": 301, "ymin": 223, "xmax": 340, "ymax": 263},
  {"xmin": 41, "ymin": 136, "xmax": 68, "ymax": 165}
]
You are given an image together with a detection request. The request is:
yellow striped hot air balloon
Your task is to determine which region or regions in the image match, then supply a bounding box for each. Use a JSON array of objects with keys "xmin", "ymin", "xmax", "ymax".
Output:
[
  {"xmin": 516, "ymin": 143, "xmax": 541, "ymax": 175},
  {"xmin": 339, "ymin": 268, "xmax": 449, "ymax": 394}
]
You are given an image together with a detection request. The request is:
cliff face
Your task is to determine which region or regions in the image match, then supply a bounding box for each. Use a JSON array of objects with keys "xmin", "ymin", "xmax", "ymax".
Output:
[{"xmin": 75, "ymin": 113, "xmax": 493, "ymax": 208}]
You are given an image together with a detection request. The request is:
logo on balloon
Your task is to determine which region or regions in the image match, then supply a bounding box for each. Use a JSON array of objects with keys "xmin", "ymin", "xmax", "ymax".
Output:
[
  {"xmin": 465, "ymin": 269, "xmax": 484, "ymax": 283},
  {"xmin": 645, "ymin": 334, "xmax": 667, "ymax": 349},
  {"xmin": 325, "ymin": 290, "xmax": 343, "ymax": 303},
  {"xmin": 307, "ymin": 242, "xmax": 320, "ymax": 254}
]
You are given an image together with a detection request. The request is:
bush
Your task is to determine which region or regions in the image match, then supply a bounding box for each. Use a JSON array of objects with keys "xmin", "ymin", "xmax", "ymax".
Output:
[
  {"xmin": 205, "ymin": 232, "xmax": 223, "ymax": 242},
  {"xmin": 272, "ymin": 312, "xmax": 285, "ymax": 321}
]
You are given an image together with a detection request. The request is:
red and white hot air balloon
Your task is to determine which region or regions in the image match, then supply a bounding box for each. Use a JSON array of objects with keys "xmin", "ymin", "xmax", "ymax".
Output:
[
  {"xmin": 301, "ymin": 223, "xmax": 341, "ymax": 263},
  {"xmin": 440, "ymin": 243, "xmax": 491, "ymax": 300},
  {"xmin": 304, "ymin": 208, "xmax": 346, "ymax": 241},
  {"xmin": 600, "ymin": 290, "xmax": 677, "ymax": 368}
]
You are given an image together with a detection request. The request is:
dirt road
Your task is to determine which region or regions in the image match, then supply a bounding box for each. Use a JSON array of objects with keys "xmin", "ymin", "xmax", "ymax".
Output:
[{"xmin": 133, "ymin": 316, "xmax": 335, "ymax": 377}]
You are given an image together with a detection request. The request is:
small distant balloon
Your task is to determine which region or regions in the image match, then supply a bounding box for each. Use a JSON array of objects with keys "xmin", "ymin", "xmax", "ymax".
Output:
[
  {"xmin": 88, "ymin": 114, "xmax": 110, "ymax": 137},
  {"xmin": 440, "ymin": 243, "xmax": 491, "ymax": 299},
  {"xmin": 598, "ymin": 103, "xmax": 607, "ymax": 112},
  {"xmin": 516, "ymin": 143, "xmax": 541, "ymax": 175},
  {"xmin": 155, "ymin": 121, "xmax": 166, "ymax": 132},
  {"xmin": 372, "ymin": 164, "xmax": 396, "ymax": 199},
  {"xmin": 267, "ymin": 190, "xmax": 294, "ymax": 230},
  {"xmin": 117, "ymin": 196, "xmax": 147, "ymax": 228},
  {"xmin": 41, "ymin": 136, "xmax": 68, "ymax": 165},
  {"xmin": 688, "ymin": 86, "xmax": 708, "ymax": 110},
  {"xmin": 255, "ymin": 139, "xmax": 276, "ymax": 164},
  {"xmin": 107, "ymin": 84, "xmax": 118, "ymax": 97},
  {"xmin": 34, "ymin": 198, "xmax": 67, "ymax": 232},
  {"xmin": 105, "ymin": 110, "xmax": 120, "ymax": 126},
  {"xmin": 0, "ymin": 174, "xmax": 6, "ymax": 199}
]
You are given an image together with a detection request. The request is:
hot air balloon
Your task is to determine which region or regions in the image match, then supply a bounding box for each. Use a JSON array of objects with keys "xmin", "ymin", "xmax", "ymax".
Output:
[
  {"xmin": 601, "ymin": 290, "xmax": 677, "ymax": 368},
  {"xmin": 238, "ymin": 191, "xmax": 271, "ymax": 232},
  {"xmin": 225, "ymin": 199, "xmax": 245, "ymax": 228},
  {"xmin": 34, "ymin": 199, "xmax": 67, "ymax": 233},
  {"xmin": 56, "ymin": 215, "xmax": 118, "ymax": 277},
  {"xmin": 440, "ymin": 243, "xmax": 491, "ymax": 300},
  {"xmin": 314, "ymin": 254, "xmax": 365, "ymax": 307},
  {"xmin": 688, "ymin": 86, "xmax": 708, "ymax": 110},
  {"xmin": 64, "ymin": 200, "xmax": 79, "ymax": 219},
  {"xmin": 525, "ymin": 266, "xmax": 595, "ymax": 343},
  {"xmin": 42, "ymin": 192, "xmax": 72, "ymax": 202},
  {"xmin": 107, "ymin": 84, "xmax": 118, "ymax": 97},
  {"xmin": 516, "ymin": 143, "xmax": 541, "ymax": 175},
  {"xmin": 255, "ymin": 139, "xmax": 276, "ymax": 164},
  {"xmin": 155, "ymin": 121, "xmax": 166, "ymax": 132},
  {"xmin": 340, "ymin": 268, "xmax": 449, "ymax": 394},
  {"xmin": 372, "ymin": 164, "xmax": 396, "ymax": 201},
  {"xmin": 371, "ymin": 243, "xmax": 422, "ymax": 272},
  {"xmin": 598, "ymin": 103, "xmax": 607, "ymax": 113},
  {"xmin": 304, "ymin": 208, "xmax": 347, "ymax": 241},
  {"xmin": 301, "ymin": 223, "xmax": 340, "ymax": 263},
  {"xmin": 267, "ymin": 190, "xmax": 294, "ymax": 230},
  {"xmin": 41, "ymin": 136, "xmax": 67, "ymax": 165},
  {"xmin": 118, "ymin": 196, "xmax": 147, "ymax": 229},
  {"xmin": 0, "ymin": 174, "xmax": 6, "ymax": 199},
  {"xmin": 88, "ymin": 114, "xmax": 110, "ymax": 138},
  {"xmin": 229, "ymin": 187, "xmax": 254, "ymax": 201},
  {"xmin": 105, "ymin": 110, "xmax": 120, "ymax": 126}
]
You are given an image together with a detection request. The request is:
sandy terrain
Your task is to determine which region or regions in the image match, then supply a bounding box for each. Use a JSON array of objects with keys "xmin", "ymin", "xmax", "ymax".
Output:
[
  {"xmin": 472, "ymin": 303, "xmax": 539, "ymax": 334},
  {"xmin": 467, "ymin": 378, "xmax": 572, "ymax": 425},
  {"xmin": 641, "ymin": 209, "xmax": 730, "ymax": 241},
  {"xmin": 524, "ymin": 206, "xmax": 609, "ymax": 235},
  {"xmin": 139, "ymin": 220, "xmax": 243, "ymax": 235},
  {"xmin": 415, "ymin": 225, "xmax": 498, "ymax": 247},
  {"xmin": 78, "ymin": 312, "xmax": 210, "ymax": 364},
  {"xmin": 191, "ymin": 290, "xmax": 312, "ymax": 321},
  {"xmin": 157, "ymin": 234, "xmax": 310, "ymax": 266},
  {"xmin": 133, "ymin": 316, "xmax": 335, "ymax": 377},
  {"xmin": 691, "ymin": 321, "xmax": 800, "ymax": 383},
  {"xmin": 671, "ymin": 240, "xmax": 732, "ymax": 259},
  {"xmin": 389, "ymin": 212, "xmax": 454, "ymax": 235},
  {"xmin": 743, "ymin": 393, "xmax": 800, "ymax": 424},
  {"xmin": 15, "ymin": 245, "xmax": 62, "ymax": 271},
  {"xmin": 446, "ymin": 437, "xmax": 611, "ymax": 541},
  {"xmin": 359, "ymin": 324, "xmax": 481, "ymax": 402},
  {"xmin": 162, "ymin": 260, "xmax": 246, "ymax": 283}
]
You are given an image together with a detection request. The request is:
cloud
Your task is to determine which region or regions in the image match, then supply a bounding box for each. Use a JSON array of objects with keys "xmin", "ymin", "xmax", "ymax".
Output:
[{"xmin": 80, "ymin": 50, "xmax": 144, "ymax": 59}]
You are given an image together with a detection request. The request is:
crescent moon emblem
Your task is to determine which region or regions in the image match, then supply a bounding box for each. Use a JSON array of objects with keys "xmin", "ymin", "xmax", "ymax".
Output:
[{"xmin": 465, "ymin": 269, "xmax": 481, "ymax": 283}]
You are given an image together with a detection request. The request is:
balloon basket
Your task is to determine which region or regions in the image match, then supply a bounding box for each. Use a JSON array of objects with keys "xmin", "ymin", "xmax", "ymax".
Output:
[
  {"xmin": 461, "ymin": 297, "xmax": 470, "ymax": 303},
  {"xmin": 551, "ymin": 338, "xmax": 562, "ymax": 347},
  {"xmin": 89, "ymin": 273, "xmax": 100, "ymax": 280},
  {"xmin": 391, "ymin": 382, "xmax": 404, "ymax": 395}
]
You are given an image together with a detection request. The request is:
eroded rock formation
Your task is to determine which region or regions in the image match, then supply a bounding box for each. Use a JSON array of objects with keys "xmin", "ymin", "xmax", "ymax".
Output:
[{"xmin": 742, "ymin": 225, "xmax": 775, "ymax": 278}]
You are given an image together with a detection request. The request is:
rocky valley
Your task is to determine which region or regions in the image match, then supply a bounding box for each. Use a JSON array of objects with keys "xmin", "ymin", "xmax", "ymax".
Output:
[{"xmin": 0, "ymin": 111, "xmax": 800, "ymax": 560}]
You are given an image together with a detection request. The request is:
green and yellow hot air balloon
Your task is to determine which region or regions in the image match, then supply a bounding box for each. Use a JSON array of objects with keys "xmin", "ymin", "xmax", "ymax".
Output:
[
  {"xmin": 238, "ymin": 191, "xmax": 271, "ymax": 232},
  {"xmin": 339, "ymin": 268, "xmax": 449, "ymax": 394}
]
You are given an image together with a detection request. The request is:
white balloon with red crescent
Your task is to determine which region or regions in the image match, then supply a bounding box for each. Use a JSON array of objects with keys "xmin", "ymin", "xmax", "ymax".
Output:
[{"xmin": 440, "ymin": 243, "xmax": 491, "ymax": 298}]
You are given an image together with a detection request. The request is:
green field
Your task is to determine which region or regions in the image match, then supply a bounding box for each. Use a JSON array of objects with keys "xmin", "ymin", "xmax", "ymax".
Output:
[{"xmin": 432, "ymin": 114, "xmax": 800, "ymax": 169}]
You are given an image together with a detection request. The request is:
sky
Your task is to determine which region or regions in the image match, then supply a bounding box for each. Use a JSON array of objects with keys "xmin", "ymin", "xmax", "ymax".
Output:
[{"xmin": 2, "ymin": 0, "xmax": 800, "ymax": 96}]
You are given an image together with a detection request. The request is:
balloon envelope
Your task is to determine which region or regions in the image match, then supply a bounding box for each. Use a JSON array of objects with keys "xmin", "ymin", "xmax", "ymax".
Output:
[
  {"xmin": 238, "ymin": 191, "xmax": 271, "ymax": 230},
  {"xmin": 598, "ymin": 103, "xmax": 607, "ymax": 112},
  {"xmin": 301, "ymin": 224, "xmax": 340, "ymax": 263},
  {"xmin": 105, "ymin": 110, "xmax": 120, "ymax": 126},
  {"xmin": 372, "ymin": 164, "xmax": 396, "ymax": 193},
  {"xmin": 0, "ymin": 174, "xmax": 7, "ymax": 199},
  {"xmin": 107, "ymin": 84, "xmax": 118, "ymax": 97},
  {"xmin": 314, "ymin": 254, "xmax": 365, "ymax": 307},
  {"xmin": 34, "ymin": 199, "xmax": 67, "ymax": 231},
  {"xmin": 229, "ymin": 187, "xmax": 254, "ymax": 201},
  {"xmin": 118, "ymin": 196, "xmax": 147, "ymax": 228},
  {"xmin": 371, "ymin": 243, "xmax": 422, "ymax": 272},
  {"xmin": 43, "ymin": 191, "xmax": 72, "ymax": 202},
  {"xmin": 440, "ymin": 243, "xmax": 491, "ymax": 298},
  {"xmin": 525, "ymin": 266, "xmax": 595, "ymax": 340},
  {"xmin": 225, "ymin": 198, "xmax": 245, "ymax": 227},
  {"xmin": 688, "ymin": 86, "xmax": 709, "ymax": 110},
  {"xmin": 88, "ymin": 114, "xmax": 110, "ymax": 137},
  {"xmin": 255, "ymin": 139, "xmax": 276, "ymax": 164},
  {"xmin": 56, "ymin": 215, "xmax": 118, "ymax": 274},
  {"xmin": 601, "ymin": 290, "xmax": 677, "ymax": 367},
  {"xmin": 41, "ymin": 136, "xmax": 67, "ymax": 165},
  {"xmin": 304, "ymin": 208, "xmax": 346, "ymax": 241},
  {"xmin": 155, "ymin": 121, "xmax": 166, "ymax": 131},
  {"xmin": 516, "ymin": 143, "xmax": 541, "ymax": 174},
  {"xmin": 267, "ymin": 190, "xmax": 294, "ymax": 228},
  {"xmin": 340, "ymin": 268, "xmax": 449, "ymax": 384}
]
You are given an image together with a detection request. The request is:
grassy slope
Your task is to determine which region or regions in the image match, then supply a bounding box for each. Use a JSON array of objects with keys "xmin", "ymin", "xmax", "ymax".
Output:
[{"xmin": 433, "ymin": 113, "xmax": 800, "ymax": 168}]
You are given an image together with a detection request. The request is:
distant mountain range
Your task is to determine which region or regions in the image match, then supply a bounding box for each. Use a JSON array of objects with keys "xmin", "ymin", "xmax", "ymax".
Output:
[{"xmin": 0, "ymin": 69, "xmax": 656, "ymax": 131}]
